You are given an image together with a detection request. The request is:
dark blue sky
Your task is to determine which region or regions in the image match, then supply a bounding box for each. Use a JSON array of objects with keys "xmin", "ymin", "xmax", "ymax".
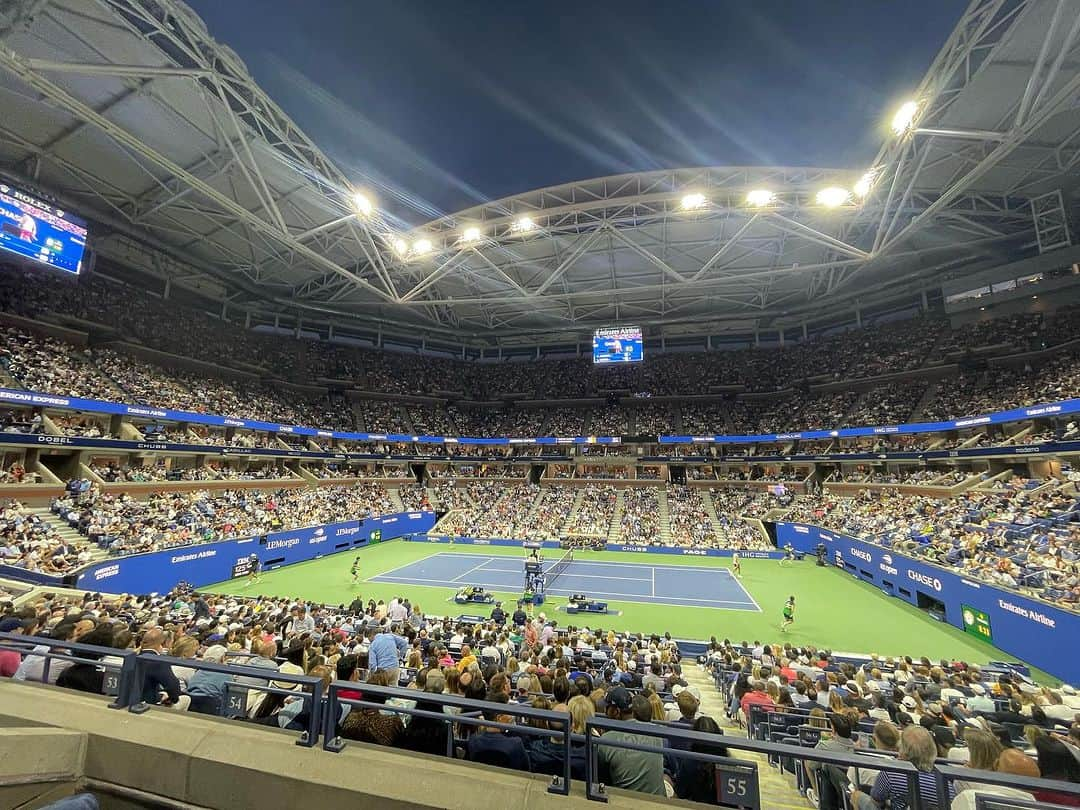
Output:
[{"xmin": 187, "ymin": 0, "xmax": 968, "ymax": 222}]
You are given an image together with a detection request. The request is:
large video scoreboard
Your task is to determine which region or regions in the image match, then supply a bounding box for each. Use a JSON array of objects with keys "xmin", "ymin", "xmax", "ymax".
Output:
[
  {"xmin": 0, "ymin": 180, "xmax": 87, "ymax": 274},
  {"xmin": 592, "ymin": 326, "xmax": 643, "ymax": 364}
]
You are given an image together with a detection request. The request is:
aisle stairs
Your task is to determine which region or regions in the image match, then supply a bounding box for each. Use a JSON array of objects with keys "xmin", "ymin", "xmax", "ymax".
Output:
[
  {"xmin": 607, "ymin": 490, "xmax": 625, "ymax": 541},
  {"xmin": 657, "ymin": 488, "xmax": 672, "ymax": 545},
  {"xmin": 699, "ymin": 489, "xmax": 726, "ymax": 535},
  {"xmin": 683, "ymin": 665, "xmax": 809, "ymax": 810}
]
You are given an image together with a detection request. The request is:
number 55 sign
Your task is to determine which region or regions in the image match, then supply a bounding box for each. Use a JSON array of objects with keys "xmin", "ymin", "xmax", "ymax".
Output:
[{"xmin": 715, "ymin": 760, "xmax": 759, "ymax": 810}]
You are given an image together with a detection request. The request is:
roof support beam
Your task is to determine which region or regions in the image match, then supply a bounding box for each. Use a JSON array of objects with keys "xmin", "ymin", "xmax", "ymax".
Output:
[
  {"xmin": 0, "ymin": 46, "xmax": 398, "ymax": 303},
  {"xmin": 25, "ymin": 58, "xmax": 209, "ymax": 78},
  {"xmin": 605, "ymin": 226, "xmax": 690, "ymax": 284},
  {"xmin": 532, "ymin": 226, "xmax": 608, "ymax": 296}
]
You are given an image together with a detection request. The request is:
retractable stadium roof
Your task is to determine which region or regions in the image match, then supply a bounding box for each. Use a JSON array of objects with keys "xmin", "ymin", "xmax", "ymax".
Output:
[{"xmin": 0, "ymin": 0, "xmax": 1076, "ymax": 346}]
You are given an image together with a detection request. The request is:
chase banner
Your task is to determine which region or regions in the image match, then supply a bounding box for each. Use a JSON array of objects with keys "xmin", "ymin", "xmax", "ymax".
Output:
[{"xmin": 776, "ymin": 521, "xmax": 1079, "ymax": 684}]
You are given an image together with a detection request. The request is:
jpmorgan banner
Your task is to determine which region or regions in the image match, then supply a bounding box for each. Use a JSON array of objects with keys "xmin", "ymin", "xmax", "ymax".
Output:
[
  {"xmin": 74, "ymin": 511, "xmax": 435, "ymax": 595},
  {"xmin": 776, "ymin": 522, "xmax": 1079, "ymax": 684}
]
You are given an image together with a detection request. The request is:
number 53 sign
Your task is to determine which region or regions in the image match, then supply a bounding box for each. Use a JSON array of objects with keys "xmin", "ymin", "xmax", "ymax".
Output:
[{"xmin": 714, "ymin": 761, "xmax": 759, "ymax": 810}]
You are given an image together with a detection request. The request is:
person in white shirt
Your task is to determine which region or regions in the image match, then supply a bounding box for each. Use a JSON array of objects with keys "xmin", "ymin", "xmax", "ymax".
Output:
[
  {"xmin": 387, "ymin": 598, "xmax": 408, "ymax": 624},
  {"xmin": 950, "ymin": 747, "xmax": 1039, "ymax": 810}
]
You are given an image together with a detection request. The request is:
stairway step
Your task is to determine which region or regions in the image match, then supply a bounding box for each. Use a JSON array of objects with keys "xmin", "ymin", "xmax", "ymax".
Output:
[{"xmin": 683, "ymin": 664, "xmax": 810, "ymax": 809}]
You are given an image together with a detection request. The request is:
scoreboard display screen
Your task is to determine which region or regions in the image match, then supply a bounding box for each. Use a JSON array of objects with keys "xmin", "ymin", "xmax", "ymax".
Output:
[
  {"xmin": 0, "ymin": 181, "xmax": 87, "ymax": 274},
  {"xmin": 592, "ymin": 326, "xmax": 643, "ymax": 364},
  {"xmin": 962, "ymin": 604, "xmax": 993, "ymax": 642}
]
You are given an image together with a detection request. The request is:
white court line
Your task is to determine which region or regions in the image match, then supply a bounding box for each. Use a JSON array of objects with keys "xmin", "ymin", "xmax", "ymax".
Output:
[
  {"xmin": 370, "ymin": 574, "xmax": 758, "ymax": 610},
  {"xmin": 449, "ymin": 558, "xmax": 499, "ymax": 583},
  {"xmin": 411, "ymin": 551, "xmax": 761, "ymax": 611},
  {"xmin": 428, "ymin": 550, "xmax": 745, "ymax": 575},
  {"xmin": 484, "ymin": 566, "xmax": 654, "ymax": 584},
  {"xmin": 433, "ymin": 554, "xmax": 652, "ymax": 583},
  {"xmin": 739, "ymin": 578, "xmax": 763, "ymax": 612},
  {"xmin": 651, "ymin": 566, "xmax": 655, "ymax": 597}
]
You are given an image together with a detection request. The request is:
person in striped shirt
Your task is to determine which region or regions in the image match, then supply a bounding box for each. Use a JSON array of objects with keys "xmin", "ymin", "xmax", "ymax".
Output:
[{"xmin": 851, "ymin": 725, "xmax": 946, "ymax": 810}]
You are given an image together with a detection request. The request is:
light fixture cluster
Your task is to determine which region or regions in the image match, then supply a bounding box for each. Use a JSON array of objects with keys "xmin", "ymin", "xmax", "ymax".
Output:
[
  {"xmin": 388, "ymin": 214, "xmax": 543, "ymax": 260},
  {"xmin": 676, "ymin": 178, "xmax": 875, "ymax": 213},
  {"xmin": 354, "ymin": 98, "xmax": 920, "ymax": 259}
]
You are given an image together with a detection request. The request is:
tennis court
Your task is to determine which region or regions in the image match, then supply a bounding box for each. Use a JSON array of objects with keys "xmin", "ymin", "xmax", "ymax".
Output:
[{"xmin": 368, "ymin": 551, "xmax": 760, "ymax": 611}]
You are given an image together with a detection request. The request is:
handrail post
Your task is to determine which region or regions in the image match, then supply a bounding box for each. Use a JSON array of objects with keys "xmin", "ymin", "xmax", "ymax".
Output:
[
  {"xmin": 323, "ymin": 685, "xmax": 345, "ymax": 752},
  {"xmin": 298, "ymin": 679, "xmax": 323, "ymax": 748},
  {"xmin": 585, "ymin": 720, "xmax": 607, "ymax": 802},
  {"xmin": 127, "ymin": 654, "xmax": 151, "ymax": 714},
  {"xmin": 107, "ymin": 651, "xmax": 138, "ymax": 710},
  {"xmin": 549, "ymin": 715, "xmax": 570, "ymax": 796}
]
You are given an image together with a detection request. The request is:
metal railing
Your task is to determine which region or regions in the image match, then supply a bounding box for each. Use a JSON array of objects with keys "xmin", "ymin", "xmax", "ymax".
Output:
[
  {"xmin": 122, "ymin": 652, "xmax": 325, "ymax": 747},
  {"xmin": 321, "ymin": 680, "xmax": 573, "ymax": 796},
  {"xmin": 936, "ymin": 762, "xmax": 1080, "ymax": 808},
  {"xmin": 3, "ymin": 633, "xmax": 1079, "ymax": 806},
  {"xmin": 584, "ymin": 715, "xmax": 923, "ymax": 808},
  {"xmin": 0, "ymin": 630, "xmax": 135, "ymax": 704}
]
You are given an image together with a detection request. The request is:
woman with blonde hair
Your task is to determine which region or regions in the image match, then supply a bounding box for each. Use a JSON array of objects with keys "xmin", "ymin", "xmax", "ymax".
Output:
[
  {"xmin": 855, "ymin": 669, "xmax": 868, "ymax": 692},
  {"xmin": 169, "ymin": 635, "xmax": 199, "ymax": 688},
  {"xmin": 959, "ymin": 729, "xmax": 1003, "ymax": 777},
  {"xmin": 521, "ymin": 673, "xmax": 543, "ymax": 697},
  {"xmin": 648, "ymin": 690, "xmax": 666, "ymax": 721},
  {"xmin": 829, "ymin": 689, "xmax": 846, "ymax": 714},
  {"xmin": 528, "ymin": 694, "xmax": 595, "ymax": 781}
]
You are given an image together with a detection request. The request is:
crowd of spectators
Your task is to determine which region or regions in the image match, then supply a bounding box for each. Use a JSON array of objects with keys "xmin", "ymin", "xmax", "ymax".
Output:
[
  {"xmin": 619, "ymin": 488, "xmax": 661, "ymax": 543},
  {"xmin": 47, "ymin": 481, "xmax": 396, "ymax": 556},
  {"xmin": 436, "ymin": 483, "xmax": 535, "ymax": 539},
  {"xmin": 5, "ymin": 318, "xmax": 1080, "ymax": 443},
  {"xmin": 785, "ymin": 484, "xmax": 1080, "ymax": 608},
  {"xmin": 667, "ymin": 486, "xmax": 719, "ymax": 547},
  {"xmin": 529, "ymin": 487, "xmax": 579, "ymax": 540},
  {"xmin": 0, "ymin": 585, "xmax": 752, "ymax": 798},
  {"xmin": 566, "ymin": 486, "xmax": 618, "ymax": 538},
  {"xmin": 711, "ymin": 638, "xmax": 1080, "ymax": 808},
  {"xmin": 2, "ymin": 575, "xmax": 1079, "ymax": 803},
  {"xmin": 1, "ymin": 498, "xmax": 92, "ymax": 572},
  {"xmin": 922, "ymin": 351, "xmax": 1080, "ymax": 421}
]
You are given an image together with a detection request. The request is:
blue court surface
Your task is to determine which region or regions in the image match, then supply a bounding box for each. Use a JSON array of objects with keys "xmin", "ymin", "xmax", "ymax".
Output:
[{"xmin": 369, "ymin": 552, "xmax": 760, "ymax": 611}]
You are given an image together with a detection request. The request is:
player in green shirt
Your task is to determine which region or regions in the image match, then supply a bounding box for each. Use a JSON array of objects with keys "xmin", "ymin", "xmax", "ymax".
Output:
[{"xmin": 781, "ymin": 595, "xmax": 796, "ymax": 632}]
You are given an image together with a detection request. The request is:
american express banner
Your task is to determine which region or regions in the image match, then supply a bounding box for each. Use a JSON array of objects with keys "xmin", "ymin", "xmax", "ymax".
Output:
[
  {"xmin": 73, "ymin": 511, "xmax": 435, "ymax": 595},
  {"xmin": 3, "ymin": 386, "xmax": 1078, "ymax": 447}
]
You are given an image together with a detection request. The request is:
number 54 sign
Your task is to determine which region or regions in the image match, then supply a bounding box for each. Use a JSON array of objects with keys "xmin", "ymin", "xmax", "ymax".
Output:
[{"xmin": 715, "ymin": 761, "xmax": 759, "ymax": 810}]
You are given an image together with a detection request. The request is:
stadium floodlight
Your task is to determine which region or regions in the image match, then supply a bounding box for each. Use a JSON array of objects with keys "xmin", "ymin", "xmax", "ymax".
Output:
[
  {"xmin": 746, "ymin": 189, "xmax": 774, "ymax": 207},
  {"xmin": 816, "ymin": 187, "xmax": 850, "ymax": 208},
  {"xmin": 413, "ymin": 238, "xmax": 433, "ymax": 255},
  {"xmin": 512, "ymin": 216, "xmax": 535, "ymax": 233},
  {"xmin": 852, "ymin": 170, "xmax": 877, "ymax": 199},
  {"xmin": 680, "ymin": 192, "xmax": 707, "ymax": 210},
  {"xmin": 392, "ymin": 237, "xmax": 409, "ymax": 256},
  {"xmin": 890, "ymin": 100, "xmax": 919, "ymax": 136},
  {"xmin": 461, "ymin": 226, "xmax": 482, "ymax": 243},
  {"xmin": 352, "ymin": 191, "xmax": 374, "ymax": 216}
]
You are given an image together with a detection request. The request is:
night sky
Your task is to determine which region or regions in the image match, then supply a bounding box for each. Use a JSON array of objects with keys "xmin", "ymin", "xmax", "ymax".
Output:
[{"xmin": 186, "ymin": 0, "xmax": 968, "ymax": 223}]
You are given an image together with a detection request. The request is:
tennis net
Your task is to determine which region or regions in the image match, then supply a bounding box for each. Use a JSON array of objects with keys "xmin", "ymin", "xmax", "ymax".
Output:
[{"xmin": 545, "ymin": 549, "xmax": 574, "ymax": 588}]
